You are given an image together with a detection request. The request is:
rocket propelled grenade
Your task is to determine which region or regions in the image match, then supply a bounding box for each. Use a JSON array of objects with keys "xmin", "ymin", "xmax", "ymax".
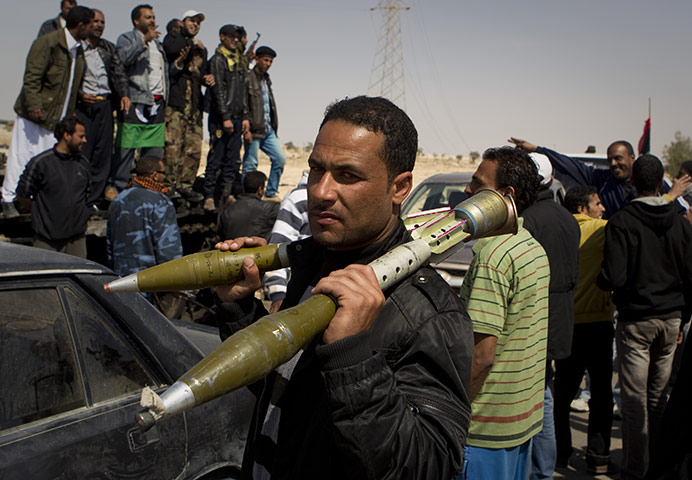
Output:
[
  {"xmin": 104, "ymin": 244, "xmax": 290, "ymax": 293},
  {"xmin": 135, "ymin": 188, "xmax": 517, "ymax": 430}
]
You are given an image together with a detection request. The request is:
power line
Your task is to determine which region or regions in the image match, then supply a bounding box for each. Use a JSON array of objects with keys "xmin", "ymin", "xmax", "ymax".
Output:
[{"xmin": 368, "ymin": 0, "xmax": 410, "ymax": 108}]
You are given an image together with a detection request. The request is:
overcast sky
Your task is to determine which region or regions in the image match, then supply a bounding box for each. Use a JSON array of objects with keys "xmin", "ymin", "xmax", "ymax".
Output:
[{"xmin": 2, "ymin": 0, "xmax": 692, "ymax": 159}]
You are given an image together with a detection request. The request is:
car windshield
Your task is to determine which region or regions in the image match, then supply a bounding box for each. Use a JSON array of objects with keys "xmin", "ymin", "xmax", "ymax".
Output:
[{"xmin": 402, "ymin": 182, "xmax": 469, "ymax": 217}]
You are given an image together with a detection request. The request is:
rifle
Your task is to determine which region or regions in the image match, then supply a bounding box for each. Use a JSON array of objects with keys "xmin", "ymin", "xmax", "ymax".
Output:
[{"xmin": 246, "ymin": 32, "xmax": 261, "ymax": 61}]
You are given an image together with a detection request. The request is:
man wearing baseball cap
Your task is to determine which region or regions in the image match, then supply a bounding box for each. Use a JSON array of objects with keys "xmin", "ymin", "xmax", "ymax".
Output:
[{"xmin": 161, "ymin": 9, "xmax": 213, "ymax": 202}]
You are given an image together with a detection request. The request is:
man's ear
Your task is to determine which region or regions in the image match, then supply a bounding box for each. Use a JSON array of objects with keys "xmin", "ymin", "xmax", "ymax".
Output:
[
  {"xmin": 390, "ymin": 171, "xmax": 413, "ymax": 207},
  {"xmin": 497, "ymin": 185, "xmax": 515, "ymax": 201},
  {"xmin": 577, "ymin": 205, "xmax": 587, "ymax": 215}
]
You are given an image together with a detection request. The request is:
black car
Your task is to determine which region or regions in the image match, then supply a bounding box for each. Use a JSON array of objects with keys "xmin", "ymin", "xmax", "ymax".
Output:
[{"xmin": 0, "ymin": 242, "xmax": 254, "ymax": 479}]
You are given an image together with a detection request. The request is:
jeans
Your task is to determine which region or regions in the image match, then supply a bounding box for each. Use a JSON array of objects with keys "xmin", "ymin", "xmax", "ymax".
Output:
[
  {"xmin": 242, "ymin": 129, "xmax": 286, "ymax": 197},
  {"xmin": 529, "ymin": 362, "xmax": 555, "ymax": 479},
  {"xmin": 616, "ymin": 317, "xmax": 680, "ymax": 480},
  {"xmin": 554, "ymin": 321, "xmax": 614, "ymax": 464},
  {"xmin": 460, "ymin": 440, "xmax": 531, "ymax": 480}
]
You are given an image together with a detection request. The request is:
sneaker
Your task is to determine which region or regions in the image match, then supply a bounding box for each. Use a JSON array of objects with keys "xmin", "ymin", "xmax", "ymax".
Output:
[
  {"xmin": 613, "ymin": 403, "xmax": 622, "ymax": 420},
  {"xmin": 179, "ymin": 188, "xmax": 203, "ymax": 203},
  {"xmin": 166, "ymin": 187, "xmax": 182, "ymax": 200},
  {"xmin": 570, "ymin": 398, "xmax": 589, "ymax": 412},
  {"xmin": 586, "ymin": 455, "xmax": 618, "ymax": 475},
  {"xmin": 1, "ymin": 201, "xmax": 20, "ymax": 219},
  {"xmin": 104, "ymin": 186, "xmax": 118, "ymax": 202},
  {"xmin": 203, "ymin": 197, "xmax": 216, "ymax": 211}
]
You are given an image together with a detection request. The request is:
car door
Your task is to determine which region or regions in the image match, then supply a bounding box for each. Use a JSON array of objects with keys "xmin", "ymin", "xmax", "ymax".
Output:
[{"xmin": 0, "ymin": 278, "xmax": 189, "ymax": 479}]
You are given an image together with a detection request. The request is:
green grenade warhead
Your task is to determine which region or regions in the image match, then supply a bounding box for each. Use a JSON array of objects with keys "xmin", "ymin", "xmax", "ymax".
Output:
[
  {"xmin": 104, "ymin": 243, "xmax": 289, "ymax": 292},
  {"xmin": 134, "ymin": 188, "xmax": 519, "ymax": 430}
]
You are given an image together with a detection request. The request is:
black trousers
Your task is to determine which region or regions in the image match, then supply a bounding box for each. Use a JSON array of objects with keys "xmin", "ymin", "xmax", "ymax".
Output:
[
  {"xmin": 77, "ymin": 98, "xmax": 113, "ymax": 205},
  {"xmin": 554, "ymin": 321, "xmax": 615, "ymax": 461},
  {"xmin": 203, "ymin": 115, "xmax": 243, "ymax": 200}
]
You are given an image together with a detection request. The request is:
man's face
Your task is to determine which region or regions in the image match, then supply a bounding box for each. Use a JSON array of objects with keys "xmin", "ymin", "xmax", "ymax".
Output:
[
  {"xmin": 74, "ymin": 20, "xmax": 90, "ymax": 41},
  {"xmin": 183, "ymin": 16, "xmax": 201, "ymax": 37},
  {"xmin": 580, "ymin": 193, "xmax": 606, "ymax": 219},
  {"xmin": 607, "ymin": 143, "xmax": 635, "ymax": 182},
  {"xmin": 61, "ymin": 0, "xmax": 75, "ymax": 18},
  {"xmin": 466, "ymin": 159, "xmax": 500, "ymax": 195},
  {"xmin": 220, "ymin": 33, "xmax": 237, "ymax": 51},
  {"xmin": 307, "ymin": 120, "xmax": 411, "ymax": 250},
  {"xmin": 65, "ymin": 124, "xmax": 87, "ymax": 154},
  {"xmin": 89, "ymin": 10, "xmax": 105, "ymax": 39},
  {"xmin": 152, "ymin": 160, "xmax": 166, "ymax": 183},
  {"xmin": 134, "ymin": 8, "xmax": 155, "ymax": 35},
  {"xmin": 256, "ymin": 56, "xmax": 273, "ymax": 74}
]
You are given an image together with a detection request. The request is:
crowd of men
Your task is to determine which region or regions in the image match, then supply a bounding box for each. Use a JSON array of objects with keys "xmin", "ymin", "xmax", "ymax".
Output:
[
  {"xmin": 4, "ymin": 2, "xmax": 692, "ymax": 480},
  {"xmin": 2, "ymin": 1, "xmax": 285, "ymax": 266}
]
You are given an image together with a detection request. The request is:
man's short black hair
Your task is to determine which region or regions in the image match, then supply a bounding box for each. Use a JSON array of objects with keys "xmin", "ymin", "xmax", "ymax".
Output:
[
  {"xmin": 136, "ymin": 155, "xmax": 162, "ymax": 176},
  {"xmin": 320, "ymin": 96, "xmax": 417, "ymax": 183},
  {"xmin": 65, "ymin": 5, "xmax": 93, "ymax": 29},
  {"xmin": 563, "ymin": 185, "xmax": 598, "ymax": 214},
  {"xmin": 166, "ymin": 18, "xmax": 181, "ymax": 34},
  {"xmin": 608, "ymin": 140, "xmax": 635, "ymax": 156},
  {"xmin": 632, "ymin": 154, "xmax": 664, "ymax": 196},
  {"xmin": 61, "ymin": 0, "xmax": 77, "ymax": 7},
  {"xmin": 54, "ymin": 117, "xmax": 83, "ymax": 140},
  {"xmin": 131, "ymin": 4, "xmax": 153, "ymax": 25},
  {"xmin": 244, "ymin": 171, "xmax": 267, "ymax": 194},
  {"xmin": 482, "ymin": 146, "xmax": 540, "ymax": 214}
]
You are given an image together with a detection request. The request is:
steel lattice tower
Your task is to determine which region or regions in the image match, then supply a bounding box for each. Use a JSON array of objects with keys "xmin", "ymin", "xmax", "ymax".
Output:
[{"xmin": 368, "ymin": 0, "xmax": 410, "ymax": 107}]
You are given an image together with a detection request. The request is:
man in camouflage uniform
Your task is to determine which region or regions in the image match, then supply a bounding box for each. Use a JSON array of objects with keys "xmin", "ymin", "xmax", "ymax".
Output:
[
  {"xmin": 107, "ymin": 155, "xmax": 182, "ymax": 278},
  {"xmin": 162, "ymin": 10, "xmax": 211, "ymax": 200}
]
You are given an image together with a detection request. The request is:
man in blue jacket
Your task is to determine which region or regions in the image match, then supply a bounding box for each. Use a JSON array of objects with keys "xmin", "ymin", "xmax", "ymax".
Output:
[
  {"xmin": 106, "ymin": 4, "xmax": 168, "ymax": 200},
  {"xmin": 509, "ymin": 137, "xmax": 683, "ymax": 219}
]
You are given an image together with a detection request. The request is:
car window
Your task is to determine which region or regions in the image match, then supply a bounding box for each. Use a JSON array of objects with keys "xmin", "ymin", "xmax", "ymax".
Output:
[
  {"xmin": 0, "ymin": 288, "xmax": 86, "ymax": 430},
  {"xmin": 402, "ymin": 182, "xmax": 469, "ymax": 216},
  {"xmin": 64, "ymin": 286, "xmax": 155, "ymax": 404}
]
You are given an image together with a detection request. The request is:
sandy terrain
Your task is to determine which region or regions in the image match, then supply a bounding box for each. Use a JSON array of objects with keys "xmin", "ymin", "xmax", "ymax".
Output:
[
  {"xmin": 0, "ymin": 122, "xmax": 477, "ymax": 197},
  {"xmin": 211, "ymin": 144, "xmax": 478, "ymax": 199}
]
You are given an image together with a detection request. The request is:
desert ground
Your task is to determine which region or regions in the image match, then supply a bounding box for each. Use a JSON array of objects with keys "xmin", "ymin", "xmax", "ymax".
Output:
[
  {"xmin": 199, "ymin": 141, "xmax": 478, "ymax": 199},
  {"xmin": 0, "ymin": 123, "xmax": 477, "ymax": 196}
]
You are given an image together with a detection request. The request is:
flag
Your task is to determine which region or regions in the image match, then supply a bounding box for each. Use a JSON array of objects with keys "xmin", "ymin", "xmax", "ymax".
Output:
[{"xmin": 638, "ymin": 117, "xmax": 651, "ymax": 155}]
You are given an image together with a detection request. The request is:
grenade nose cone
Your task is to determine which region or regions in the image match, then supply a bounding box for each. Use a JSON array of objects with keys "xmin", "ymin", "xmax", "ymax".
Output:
[{"xmin": 104, "ymin": 273, "xmax": 139, "ymax": 292}]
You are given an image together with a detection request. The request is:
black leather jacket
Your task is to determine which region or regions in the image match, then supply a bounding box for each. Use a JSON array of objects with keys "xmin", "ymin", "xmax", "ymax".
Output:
[
  {"xmin": 92, "ymin": 38, "xmax": 129, "ymax": 105},
  {"xmin": 217, "ymin": 193, "xmax": 279, "ymax": 241},
  {"xmin": 217, "ymin": 222, "xmax": 473, "ymax": 479},
  {"xmin": 162, "ymin": 32, "xmax": 208, "ymax": 112},
  {"xmin": 246, "ymin": 66, "xmax": 278, "ymax": 138},
  {"xmin": 207, "ymin": 48, "xmax": 247, "ymax": 121}
]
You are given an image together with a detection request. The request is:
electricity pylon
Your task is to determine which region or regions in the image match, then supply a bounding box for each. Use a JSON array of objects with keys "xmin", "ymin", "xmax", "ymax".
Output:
[{"xmin": 368, "ymin": 0, "xmax": 410, "ymax": 108}]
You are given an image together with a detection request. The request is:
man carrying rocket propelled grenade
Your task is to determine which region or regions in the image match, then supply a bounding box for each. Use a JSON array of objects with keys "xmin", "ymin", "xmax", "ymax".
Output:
[{"xmin": 213, "ymin": 96, "xmax": 474, "ymax": 479}]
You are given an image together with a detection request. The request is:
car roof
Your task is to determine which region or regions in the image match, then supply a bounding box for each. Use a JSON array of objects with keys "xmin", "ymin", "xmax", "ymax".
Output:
[
  {"xmin": 417, "ymin": 172, "xmax": 474, "ymax": 184},
  {"xmin": 0, "ymin": 242, "xmax": 112, "ymax": 277}
]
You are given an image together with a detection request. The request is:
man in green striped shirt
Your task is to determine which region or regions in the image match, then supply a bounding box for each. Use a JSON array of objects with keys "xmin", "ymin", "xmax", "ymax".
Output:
[{"xmin": 459, "ymin": 147, "xmax": 550, "ymax": 479}]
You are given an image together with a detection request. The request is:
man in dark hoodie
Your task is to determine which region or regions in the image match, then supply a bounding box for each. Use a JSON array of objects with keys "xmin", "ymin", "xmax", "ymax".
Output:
[
  {"xmin": 598, "ymin": 154, "xmax": 692, "ymax": 480},
  {"xmin": 522, "ymin": 153, "xmax": 580, "ymax": 479}
]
